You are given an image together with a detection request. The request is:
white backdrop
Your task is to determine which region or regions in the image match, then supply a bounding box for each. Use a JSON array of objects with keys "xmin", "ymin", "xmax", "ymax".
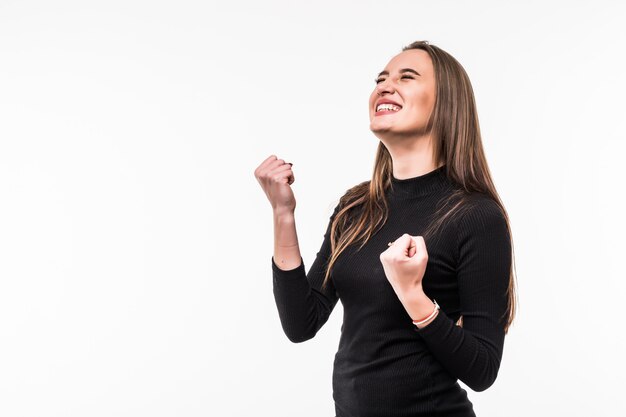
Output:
[{"xmin": 1, "ymin": 1, "xmax": 624, "ymax": 416}]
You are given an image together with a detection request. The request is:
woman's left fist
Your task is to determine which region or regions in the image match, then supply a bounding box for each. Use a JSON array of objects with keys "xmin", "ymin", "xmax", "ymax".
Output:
[{"xmin": 379, "ymin": 234, "xmax": 429, "ymax": 298}]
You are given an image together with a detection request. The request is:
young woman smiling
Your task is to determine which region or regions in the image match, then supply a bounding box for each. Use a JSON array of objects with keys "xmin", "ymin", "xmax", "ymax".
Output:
[{"xmin": 255, "ymin": 40, "xmax": 517, "ymax": 417}]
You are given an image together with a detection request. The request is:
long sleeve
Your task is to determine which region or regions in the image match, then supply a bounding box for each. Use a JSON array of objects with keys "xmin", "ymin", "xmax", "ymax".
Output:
[
  {"xmin": 414, "ymin": 197, "xmax": 512, "ymax": 392},
  {"xmin": 271, "ymin": 203, "xmax": 341, "ymax": 343}
]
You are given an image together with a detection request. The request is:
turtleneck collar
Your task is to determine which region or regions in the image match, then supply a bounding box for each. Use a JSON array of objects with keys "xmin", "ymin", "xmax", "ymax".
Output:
[{"xmin": 388, "ymin": 164, "xmax": 449, "ymax": 199}]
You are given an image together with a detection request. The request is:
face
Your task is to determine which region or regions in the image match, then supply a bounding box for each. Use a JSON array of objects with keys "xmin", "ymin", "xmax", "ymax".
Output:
[{"xmin": 369, "ymin": 49, "xmax": 436, "ymax": 139}]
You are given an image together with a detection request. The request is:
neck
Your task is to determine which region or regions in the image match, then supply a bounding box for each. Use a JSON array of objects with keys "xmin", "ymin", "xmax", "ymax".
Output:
[{"xmin": 379, "ymin": 133, "xmax": 440, "ymax": 179}]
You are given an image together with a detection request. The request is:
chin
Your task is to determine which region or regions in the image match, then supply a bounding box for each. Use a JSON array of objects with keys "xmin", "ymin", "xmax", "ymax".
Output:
[{"xmin": 370, "ymin": 121, "xmax": 398, "ymax": 133}]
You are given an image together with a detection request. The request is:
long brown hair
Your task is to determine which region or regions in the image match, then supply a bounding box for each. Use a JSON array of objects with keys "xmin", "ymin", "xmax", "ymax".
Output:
[{"xmin": 321, "ymin": 40, "xmax": 518, "ymax": 333}]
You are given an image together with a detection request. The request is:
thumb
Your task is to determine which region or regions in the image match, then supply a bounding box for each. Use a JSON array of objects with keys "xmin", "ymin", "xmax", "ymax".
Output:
[{"xmin": 408, "ymin": 236, "xmax": 417, "ymax": 258}]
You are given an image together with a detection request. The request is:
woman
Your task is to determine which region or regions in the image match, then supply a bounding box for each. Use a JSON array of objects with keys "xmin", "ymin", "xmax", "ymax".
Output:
[{"xmin": 254, "ymin": 40, "xmax": 517, "ymax": 417}]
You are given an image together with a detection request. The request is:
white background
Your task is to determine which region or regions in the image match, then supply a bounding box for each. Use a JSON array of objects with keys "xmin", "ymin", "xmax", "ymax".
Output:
[{"xmin": 1, "ymin": 1, "xmax": 624, "ymax": 416}]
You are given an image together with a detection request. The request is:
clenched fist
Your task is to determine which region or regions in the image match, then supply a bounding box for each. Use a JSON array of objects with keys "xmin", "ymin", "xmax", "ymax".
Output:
[
  {"xmin": 379, "ymin": 234, "xmax": 429, "ymax": 299},
  {"xmin": 254, "ymin": 154, "xmax": 296, "ymax": 215}
]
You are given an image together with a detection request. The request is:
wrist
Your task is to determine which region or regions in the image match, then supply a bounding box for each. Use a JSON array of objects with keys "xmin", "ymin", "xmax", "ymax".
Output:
[
  {"xmin": 273, "ymin": 210, "xmax": 295, "ymax": 222},
  {"xmin": 413, "ymin": 302, "xmax": 439, "ymax": 328},
  {"xmin": 402, "ymin": 290, "xmax": 435, "ymax": 322},
  {"xmin": 397, "ymin": 282, "xmax": 425, "ymax": 300}
]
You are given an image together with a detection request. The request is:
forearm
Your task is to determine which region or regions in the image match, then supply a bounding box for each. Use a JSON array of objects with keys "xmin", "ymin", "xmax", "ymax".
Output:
[
  {"xmin": 271, "ymin": 205, "xmax": 341, "ymax": 343},
  {"xmin": 399, "ymin": 286, "xmax": 439, "ymax": 328},
  {"xmin": 398, "ymin": 286, "xmax": 503, "ymax": 392},
  {"xmin": 273, "ymin": 210, "xmax": 302, "ymax": 271},
  {"xmin": 413, "ymin": 310, "xmax": 503, "ymax": 392}
]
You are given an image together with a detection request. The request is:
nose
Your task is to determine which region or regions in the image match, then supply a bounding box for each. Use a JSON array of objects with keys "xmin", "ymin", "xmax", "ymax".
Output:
[{"xmin": 375, "ymin": 78, "xmax": 395, "ymax": 96}]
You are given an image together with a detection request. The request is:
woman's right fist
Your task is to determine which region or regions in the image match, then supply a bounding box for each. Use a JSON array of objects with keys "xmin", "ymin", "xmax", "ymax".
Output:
[{"xmin": 254, "ymin": 154, "xmax": 296, "ymax": 214}]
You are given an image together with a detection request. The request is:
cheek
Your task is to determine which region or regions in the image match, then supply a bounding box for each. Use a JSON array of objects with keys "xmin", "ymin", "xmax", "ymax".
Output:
[
  {"xmin": 411, "ymin": 91, "xmax": 435, "ymax": 117},
  {"xmin": 417, "ymin": 90, "xmax": 434, "ymax": 109},
  {"xmin": 401, "ymin": 91, "xmax": 435, "ymax": 125}
]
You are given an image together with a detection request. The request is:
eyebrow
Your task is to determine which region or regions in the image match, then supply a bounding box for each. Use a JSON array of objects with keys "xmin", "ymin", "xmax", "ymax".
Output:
[{"xmin": 377, "ymin": 68, "xmax": 421, "ymax": 77}]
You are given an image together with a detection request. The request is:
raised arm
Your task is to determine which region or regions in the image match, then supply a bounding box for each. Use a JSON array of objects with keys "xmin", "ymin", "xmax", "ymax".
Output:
[
  {"xmin": 272, "ymin": 203, "xmax": 342, "ymax": 343},
  {"xmin": 254, "ymin": 155, "xmax": 340, "ymax": 342},
  {"xmin": 414, "ymin": 198, "xmax": 512, "ymax": 392}
]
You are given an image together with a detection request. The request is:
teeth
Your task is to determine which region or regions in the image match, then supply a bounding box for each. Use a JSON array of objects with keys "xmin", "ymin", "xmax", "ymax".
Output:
[{"xmin": 376, "ymin": 103, "xmax": 401, "ymax": 112}]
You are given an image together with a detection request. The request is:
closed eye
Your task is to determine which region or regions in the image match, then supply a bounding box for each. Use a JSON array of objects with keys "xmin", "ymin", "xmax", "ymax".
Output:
[{"xmin": 374, "ymin": 75, "xmax": 414, "ymax": 84}]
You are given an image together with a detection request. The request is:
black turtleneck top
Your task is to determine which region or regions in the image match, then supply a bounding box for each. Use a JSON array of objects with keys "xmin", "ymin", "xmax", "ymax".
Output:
[{"xmin": 271, "ymin": 165, "xmax": 512, "ymax": 417}]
